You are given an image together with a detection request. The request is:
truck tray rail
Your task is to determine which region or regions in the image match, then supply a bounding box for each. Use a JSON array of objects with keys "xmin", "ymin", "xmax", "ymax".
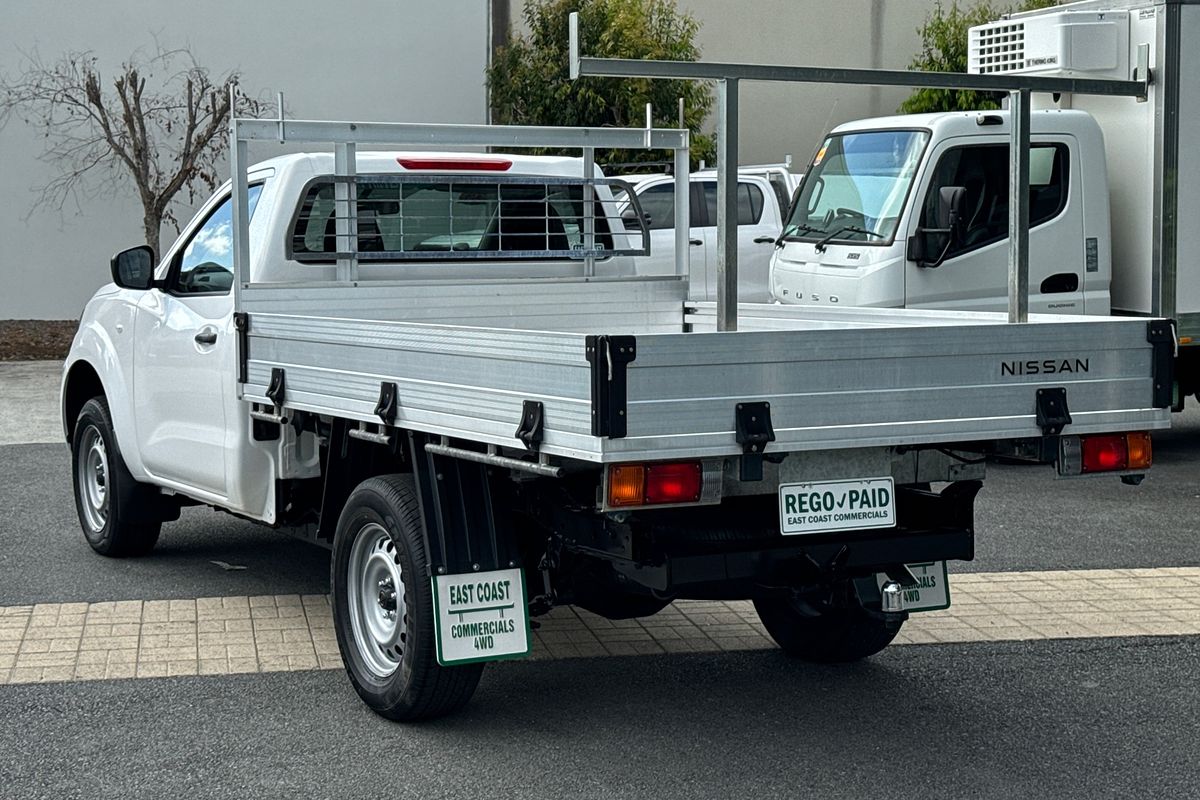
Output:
[{"xmin": 240, "ymin": 282, "xmax": 1171, "ymax": 463}]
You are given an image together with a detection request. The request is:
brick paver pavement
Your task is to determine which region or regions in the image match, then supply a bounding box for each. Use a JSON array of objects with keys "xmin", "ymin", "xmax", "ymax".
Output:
[{"xmin": 2, "ymin": 567, "xmax": 1198, "ymax": 685}]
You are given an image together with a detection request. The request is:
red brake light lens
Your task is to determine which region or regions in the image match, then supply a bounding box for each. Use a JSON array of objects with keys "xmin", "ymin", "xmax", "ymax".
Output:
[
  {"xmin": 1081, "ymin": 435, "xmax": 1128, "ymax": 473},
  {"xmin": 395, "ymin": 156, "xmax": 512, "ymax": 171},
  {"xmin": 644, "ymin": 462, "xmax": 703, "ymax": 504}
]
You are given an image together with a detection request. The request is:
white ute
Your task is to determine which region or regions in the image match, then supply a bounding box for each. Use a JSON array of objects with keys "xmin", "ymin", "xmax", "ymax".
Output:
[
  {"xmin": 616, "ymin": 169, "xmax": 786, "ymax": 301},
  {"xmin": 61, "ymin": 113, "xmax": 1169, "ymax": 722}
]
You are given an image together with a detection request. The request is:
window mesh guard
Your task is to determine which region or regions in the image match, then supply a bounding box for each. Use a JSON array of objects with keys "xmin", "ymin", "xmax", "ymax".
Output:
[{"xmin": 288, "ymin": 174, "xmax": 650, "ymax": 262}]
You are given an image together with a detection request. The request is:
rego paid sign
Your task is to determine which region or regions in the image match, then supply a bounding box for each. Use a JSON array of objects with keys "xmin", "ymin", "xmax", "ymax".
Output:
[
  {"xmin": 779, "ymin": 477, "xmax": 896, "ymax": 535},
  {"xmin": 432, "ymin": 568, "xmax": 530, "ymax": 665}
]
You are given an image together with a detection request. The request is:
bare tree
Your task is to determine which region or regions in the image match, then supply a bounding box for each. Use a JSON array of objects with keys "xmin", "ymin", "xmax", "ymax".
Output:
[{"xmin": 0, "ymin": 47, "xmax": 270, "ymax": 256}]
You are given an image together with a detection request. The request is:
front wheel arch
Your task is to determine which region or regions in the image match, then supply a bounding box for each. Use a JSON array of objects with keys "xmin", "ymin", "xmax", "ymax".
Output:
[{"xmin": 63, "ymin": 360, "xmax": 105, "ymax": 443}]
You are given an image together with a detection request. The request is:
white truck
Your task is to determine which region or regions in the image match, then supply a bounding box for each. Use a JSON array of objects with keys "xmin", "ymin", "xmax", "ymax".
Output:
[
  {"xmin": 769, "ymin": 0, "xmax": 1200, "ymax": 405},
  {"xmin": 615, "ymin": 170, "xmax": 785, "ymax": 301},
  {"xmin": 61, "ymin": 104, "xmax": 1168, "ymax": 720}
]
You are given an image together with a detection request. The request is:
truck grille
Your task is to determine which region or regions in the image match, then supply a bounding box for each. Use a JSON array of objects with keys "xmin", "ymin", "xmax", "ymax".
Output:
[{"xmin": 969, "ymin": 22, "xmax": 1025, "ymax": 74}]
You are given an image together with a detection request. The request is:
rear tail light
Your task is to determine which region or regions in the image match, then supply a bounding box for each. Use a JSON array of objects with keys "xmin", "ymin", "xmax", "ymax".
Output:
[
  {"xmin": 645, "ymin": 462, "xmax": 703, "ymax": 504},
  {"xmin": 607, "ymin": 461, "xmax": 704, "ymax": 508},
  {"xmin": 1073, "ymin": 432, "xmax": 1152, "ymax": 474},
  {"xmin": 1081, "ymin": 435, "xmax": 1127, "ymax": 473}
]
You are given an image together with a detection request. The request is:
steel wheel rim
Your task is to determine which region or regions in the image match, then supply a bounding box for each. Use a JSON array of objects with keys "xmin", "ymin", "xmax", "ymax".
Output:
[
  {"xmin": 346, "ymin": 522, "xmax": 406, "ymax": 678},
  {"xmin": 77, "ymin": 425, "xmax": 109, "ymax": 532}
]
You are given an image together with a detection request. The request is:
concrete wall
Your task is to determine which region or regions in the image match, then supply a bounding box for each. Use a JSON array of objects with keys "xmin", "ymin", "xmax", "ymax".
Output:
[
  {"xmin": 0, "ymin": 0, "xmax": 490, "ymax": 319},
  {"xmin": 504, "ymin": 0, "xmax": 932, "ymax": 163},
  {"xmin": 677, "ymin": 0, "xmax": 932, "ymax": 165}
]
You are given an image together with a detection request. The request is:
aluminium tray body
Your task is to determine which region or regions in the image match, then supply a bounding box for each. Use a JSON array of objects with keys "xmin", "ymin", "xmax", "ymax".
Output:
[{"xmin": 238, "ymin": 279, "xmax": 1171, "ymax": 463}]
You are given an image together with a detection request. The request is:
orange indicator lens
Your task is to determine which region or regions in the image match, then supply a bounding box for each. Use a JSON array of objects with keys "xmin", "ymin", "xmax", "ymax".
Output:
[
  {"xmin": 1125, "ymin": 432, "xmax": 1153, "ymax": 470},
  {"xmin": 607, "ymin": 464, "xmax": 646, "ymax": 507}
]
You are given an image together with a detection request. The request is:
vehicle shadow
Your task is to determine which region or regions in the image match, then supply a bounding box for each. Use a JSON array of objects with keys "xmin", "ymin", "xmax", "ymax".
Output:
[{"xmin": 374, "ymin": 637, "xmax": 1193, "ymax": 798}]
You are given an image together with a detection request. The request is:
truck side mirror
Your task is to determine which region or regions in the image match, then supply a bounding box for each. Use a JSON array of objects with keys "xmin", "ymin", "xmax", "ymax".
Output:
[
  {"xmin": 910, "ymin": 186, "xmax": 966, "ymax": 269},
  {"xmin": 110, "ymin": 245, "xmax": 156, "ymax": 290},
  {"xmin": 937, "ymin": 186, "xmax": 966, "ymax": 243}
]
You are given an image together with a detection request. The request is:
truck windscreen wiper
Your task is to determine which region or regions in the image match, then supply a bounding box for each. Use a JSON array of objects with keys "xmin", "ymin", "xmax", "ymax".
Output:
[
  {"xmin": 777, "ymin": 222, "xmax": 825, "ymax": 247},
  {"xmin": 813, "ymin": 225, "xmax": 885, "ymax": 253}
]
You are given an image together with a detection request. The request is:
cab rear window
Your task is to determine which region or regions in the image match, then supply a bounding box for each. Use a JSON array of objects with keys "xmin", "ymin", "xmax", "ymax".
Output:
[{"xmin": 289, "ymin": 177, "xmax": 613, "ymax": 261}]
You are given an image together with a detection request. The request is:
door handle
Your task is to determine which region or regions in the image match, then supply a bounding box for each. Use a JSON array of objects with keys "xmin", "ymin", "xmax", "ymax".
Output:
[
  {"xmin": 689, "ymin": 238, "xmax": 703, "ymax": 246},
  {"xmin": 753, "ymin": 235, "xmax": 776, "ymax": 244},
  {"xmin": 194, "ymin": 331, "xmax": 218, "ymax": 345},
  {"xmin": 1040, "ymin": 273, "xmax": 1080, "ymax": 294}
]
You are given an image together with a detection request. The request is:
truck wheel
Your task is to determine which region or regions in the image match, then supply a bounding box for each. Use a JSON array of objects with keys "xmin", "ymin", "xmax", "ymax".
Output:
[
  {"xmin": 71, "ymin": 397, "xmax": 161, "ymax": 557},
  {"xmin": 331, "ymin": 475, "xmax": 484, "ymax": 721},
  {"xmin": 753, "ymin": 596, "xmax": 901, "ymax": 663}
]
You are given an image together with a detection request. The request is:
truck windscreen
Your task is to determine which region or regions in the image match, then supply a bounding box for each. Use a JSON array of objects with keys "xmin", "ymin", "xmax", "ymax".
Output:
[{"xmin": 783, "ymin": 129, "xmax": 929, "ymax": 247}]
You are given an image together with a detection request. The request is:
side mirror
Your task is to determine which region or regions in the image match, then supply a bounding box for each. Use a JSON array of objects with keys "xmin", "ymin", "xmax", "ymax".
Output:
[
  {"xmin": 906, "ymin": 235, "xmax": 926, "ymax": 264},
  {"xmin": 110, "ymin": 245, "xmax": 156, "ymax": 290},
  {"xmin": 937, "ymin": 186, "xmax": 966, "ymax": 243},
  {"xmin": 911, "ymin": 186, "xmax": 966, "ymax": 269},
  {"xmin": 622, "ymin": 209, "xmax": 651, "ymax": 227}
]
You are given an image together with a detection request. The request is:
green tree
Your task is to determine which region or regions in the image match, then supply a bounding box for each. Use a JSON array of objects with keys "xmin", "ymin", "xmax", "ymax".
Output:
[
  {"xmin": 487, "ymin": 0, "xmax": 714, "ymax": 168},
  {"xmin": 900, "ymin": 0, "xmax": 1062, "ymax": 114}
]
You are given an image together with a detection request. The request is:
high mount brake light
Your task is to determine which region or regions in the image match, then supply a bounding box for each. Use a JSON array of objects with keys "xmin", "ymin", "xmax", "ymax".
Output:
[
  {"xmin": 607, "ymin": 461, "xmax": 703, "ymax": 508},
  {"xmin": 395, "ymin": 156, "xmax": 513, "ymax": 171},
  {"xmin": 1079, "ymin": 432, "xmax": 1153, "ymax": 473}
]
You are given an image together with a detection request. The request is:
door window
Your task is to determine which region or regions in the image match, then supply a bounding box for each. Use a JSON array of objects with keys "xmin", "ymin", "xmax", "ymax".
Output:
[
  {"xmin": 700, "ymin": 182, "xmax": 765, "ymax": 225},
  {"xmin": 918, "ymin": 143, "xmax": 1068, "ymax": 262},
  {"xmin": 636, "ymin": 183, "xmax": 677, "ymax": 231},
  {"xmin": 171, "ymin": 185, "xmax": 263, "ymax": 295}
]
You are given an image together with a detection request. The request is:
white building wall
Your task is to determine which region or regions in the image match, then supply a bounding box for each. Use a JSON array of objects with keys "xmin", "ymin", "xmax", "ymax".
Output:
[
  {"xmin": 504, "ymin": 0, "xmax": 934, "ymax": 164},
  {"xmin": 0, "ymin": 0, "xmax": 490, "ymax": 319},
  {"xmin": 678, "ymin": 0, "xmax": 932, "ymax": 165}
]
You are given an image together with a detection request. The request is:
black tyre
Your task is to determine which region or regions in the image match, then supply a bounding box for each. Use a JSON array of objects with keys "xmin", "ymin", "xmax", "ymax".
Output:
[
  {"xmin": 753, "ymin": 595, "xmax": 901, "ymax": 663},
  {"xmin": 71, "ymin": 397, "xmax": 161, "ymax": 557},
  {"xmin": 331, "ymin": 475, "xmax": 484, "ymax": 721}
]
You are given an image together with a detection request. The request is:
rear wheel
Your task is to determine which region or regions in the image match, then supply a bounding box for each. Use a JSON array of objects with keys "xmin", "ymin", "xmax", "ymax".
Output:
[
  {"xmin": 71, "ymin": 397, "xmax": 161, "ymax": 557},
  {"xmin": 754, "ymin": 593, "xmax": 902, "ymax": 663},
  {"xmin": 331, "ymin": 475, "xmax": 484, "ymax": 721}
]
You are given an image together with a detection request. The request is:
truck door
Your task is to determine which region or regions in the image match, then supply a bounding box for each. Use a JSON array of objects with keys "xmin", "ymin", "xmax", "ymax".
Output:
[
  {"xmin": 698, "ymin": 179, "xmax": 779, "ymax": 303},
  {"xmin": 631, "ymin": 179, "xmax": 708, "ymax": 297},
  {"xmin": 133, "ymin": 186, "xmax": 263, "ymax": 499},
  {"xmin": 905, "ymin": 138, "xmax": 1084, "ymax": 313}
]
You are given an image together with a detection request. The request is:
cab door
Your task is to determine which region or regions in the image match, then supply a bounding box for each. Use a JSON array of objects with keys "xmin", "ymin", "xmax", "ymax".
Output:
[
  {"xmin": 697, "ymin": 179, "xmax": 780, "ymax": 303},
  {"xmin": 905, "ymin": 138, "xmax": 1084, "ymax": 313},
  {"xmin": 133, "ymin": 185, "xmax": 262, "ymax": 499},
  {"xmin": 629, "ymin": 179, "xmax": 708, "ymax": 297}
]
